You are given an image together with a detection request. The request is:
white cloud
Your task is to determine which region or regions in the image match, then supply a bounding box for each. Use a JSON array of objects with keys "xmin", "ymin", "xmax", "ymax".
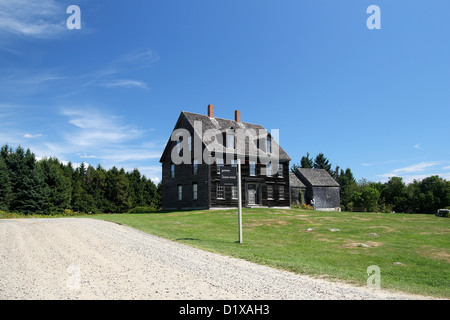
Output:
[
  {"xmin": 414, "ymin": 143, "xmax": 421, "ymax": 150},
  {"xmin": 61, "ymin": 108, "xmax": 144, "ymax": 147},
  {"xmin": 391, "ymin": 161, "xmax": 439, "ymax": 174},
  {"xmin": 24, "ymin": 133, "xmax": 43, "ymax": 138},
  {"xmin": 377, "ymin": 161, "xmax": 450, "ymax": 183},
  {"xmin": 100, "ymin": 79, "xmax": 148, "ymax": 89},
  {"xmin": 0, "ymin": 0, "xmax": 66, "ymax": 38}
]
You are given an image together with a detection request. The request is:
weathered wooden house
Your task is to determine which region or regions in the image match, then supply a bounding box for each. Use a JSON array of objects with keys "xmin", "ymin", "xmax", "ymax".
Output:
[
  {"xmin": 160, "ymin": 105, "xmax": 292, "ymax": 210},
  {"xmin": 293, "ymin": 168, "xmax": 341, "ymax": 211}
]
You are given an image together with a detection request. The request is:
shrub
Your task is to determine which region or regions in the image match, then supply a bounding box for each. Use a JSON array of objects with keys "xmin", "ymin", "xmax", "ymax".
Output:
[{"xmin": 129, "ymin": 206, "xmax": 158, "ymax": 214}]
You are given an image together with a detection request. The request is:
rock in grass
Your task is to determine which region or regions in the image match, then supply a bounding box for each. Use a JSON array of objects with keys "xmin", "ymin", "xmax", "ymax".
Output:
[
  {"xmin": 368, "ymin": 233, "xmax": 379, "ymax": 236},
  {"xmin": 358, "ymin": 243, "xmax": 371, "ymax": 248},
  {"xmin": 306, "ymin": 228, "xmax": 314, "ymax": 231},
  {"xmin": 393, "ymin": 262, "xmax": 405, "ymax": 266},
  {"xmin": 329, "ymin": 228, "xmax": 340, "ymax": 232}
]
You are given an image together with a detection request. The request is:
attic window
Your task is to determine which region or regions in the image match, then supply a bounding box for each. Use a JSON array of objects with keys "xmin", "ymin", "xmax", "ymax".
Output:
[
  {"xmin": 227, "ymin": 133, "xmax": 235, "ymax": 149},
  {"xmin": 266, "ymin": 138, "xmax": 272, "ymax": 153}
]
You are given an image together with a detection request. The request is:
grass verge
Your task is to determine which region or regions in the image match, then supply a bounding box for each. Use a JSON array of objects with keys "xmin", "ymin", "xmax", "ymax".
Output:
[{"xmin": 89, "ymin": 208, "xmax": 449, "ymax": 298}]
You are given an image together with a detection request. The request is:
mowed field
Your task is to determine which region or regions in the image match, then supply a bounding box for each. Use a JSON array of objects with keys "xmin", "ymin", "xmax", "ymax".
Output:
[{"xmin": 93, "ymin": 208, "xmax": 450, "ymax": 298}]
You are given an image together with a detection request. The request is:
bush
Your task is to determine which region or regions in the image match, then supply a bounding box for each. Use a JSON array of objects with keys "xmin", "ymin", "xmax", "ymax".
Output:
[{"xmin": 129, "ymin": 206, "xmax": 158, "ymax": 214}]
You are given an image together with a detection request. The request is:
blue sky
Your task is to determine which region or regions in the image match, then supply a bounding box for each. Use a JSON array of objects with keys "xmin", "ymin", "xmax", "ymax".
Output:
[{"xmin": 1, "ymin": 0, "xmax": 449, "ymax": 184}]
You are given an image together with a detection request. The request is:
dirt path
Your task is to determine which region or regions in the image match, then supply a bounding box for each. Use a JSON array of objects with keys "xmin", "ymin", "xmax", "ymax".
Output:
[{"xmin": 0, "ymin": 218, "xmax": 434, "ymax": 300}]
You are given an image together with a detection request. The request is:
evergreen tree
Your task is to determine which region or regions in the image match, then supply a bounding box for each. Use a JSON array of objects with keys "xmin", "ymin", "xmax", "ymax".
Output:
[
  {"xmin": 300, "ymin": 152, "xmax": 313, "ymax": 168},
  {"xmin": 38, "ymin": 158, "xmax": 71, "ymax": 214},
  {"xmin": 115, "ymin": 168, "xmax": 132, "ymax": 213},
  {"xmin": 0, "ymin": 157, "xmax": 12, "ymax": 210},
  {"xmin": 8, "ymin": 148, "xmax": 50, "ymax": 215},
  {"xmin": 313, "ymin": 153, "xmax": 332, "ymax": 174}
]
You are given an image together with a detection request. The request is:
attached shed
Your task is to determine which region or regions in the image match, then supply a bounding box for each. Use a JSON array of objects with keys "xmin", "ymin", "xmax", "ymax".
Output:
[
  {"xmin": 289, "ymin": 172, "xmax": 306, "ymax": 206},
  {"xmin": 294, "ymin": 168, "xmax": 341, "ymax": 211}
]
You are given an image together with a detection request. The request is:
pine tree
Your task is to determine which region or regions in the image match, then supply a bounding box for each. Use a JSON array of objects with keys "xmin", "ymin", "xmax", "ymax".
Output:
[
  {"xmin": 313, "ymin": 153, "xmax": 332, "ymax": 174},
  {"xmin": 300, "ymin": 152, "xmax": 313, "ymax": 168},
  {"xmin": 38, "ymin": 158, "xmax": 71, "ymax": 214},
  {"xmin": 0, "ymin": 157, "xmax": 12, "ymax": 210},
  {"xmin": 115, "ymin": 168, "xmax": 131, "ymax": 213}
]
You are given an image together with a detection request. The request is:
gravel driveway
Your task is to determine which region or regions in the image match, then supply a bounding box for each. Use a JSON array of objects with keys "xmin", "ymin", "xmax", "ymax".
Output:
[{"xmin": 0, "ymin": 218, "xmax": 432, "ymax": 300}]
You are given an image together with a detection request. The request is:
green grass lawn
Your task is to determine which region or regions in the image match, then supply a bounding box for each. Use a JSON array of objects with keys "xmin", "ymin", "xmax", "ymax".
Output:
[{"xmin": 91, "ymin": 208, "xmax": 450, "ymax": 298}]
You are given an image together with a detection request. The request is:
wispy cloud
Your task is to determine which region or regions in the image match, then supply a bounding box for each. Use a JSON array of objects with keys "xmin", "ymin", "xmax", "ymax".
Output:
[
  {"xmin": 81, "ymin": 49, "xmax": 158, "ymax": 89},
  {"xmin": 99, "ymin": 79, "xmax": 148, "ymax": 89},
  {"xmin": 0, "ymin": 0, "xmax": 66, "ymax": 38},
  {"xmin": 414, "ymin": 143, "xmax": 422, "ymax": 150},
  {"xmin": 377, "ymin": 161, "xmax": 450, "ymax": 183},
  {"xmin": 61, "ymin": 108, "xmax": 144, "ymax": 147},
  {"xmin": 24, "ymin": 133, "xmax": 43, "ymax": 139},
  {"xmin": 391, "ymin": 161, "xmax": 439, "ymax": 174}
]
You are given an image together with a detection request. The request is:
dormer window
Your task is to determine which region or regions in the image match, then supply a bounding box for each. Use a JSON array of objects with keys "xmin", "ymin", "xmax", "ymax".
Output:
[
  {"xmin": 227, "ymin": 133, "xmax": 235, "ymax": 149},
  {"xmin": 266, "ymin": 137, "xmax": 272, "ymax": 153}
]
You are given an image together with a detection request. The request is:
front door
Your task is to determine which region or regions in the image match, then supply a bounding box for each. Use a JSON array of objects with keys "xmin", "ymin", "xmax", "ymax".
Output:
[{"xmin": 247, "ymin": 183, "xmax": 257, "ymax": 205}]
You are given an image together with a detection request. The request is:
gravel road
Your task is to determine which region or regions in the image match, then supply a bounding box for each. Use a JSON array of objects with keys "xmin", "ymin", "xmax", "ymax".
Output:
[{"xmin": 0, "ymin": 218, "xmax": 434, "ymax": 300}]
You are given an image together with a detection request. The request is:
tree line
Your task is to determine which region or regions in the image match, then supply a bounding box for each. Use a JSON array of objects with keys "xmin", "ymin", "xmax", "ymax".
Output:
[
  {"xmin": 0, "ymin": 145, "xmax": 161, "ymax": 215},
  {"xmin": 291, "ymin": 152, "xmax": 450, "ymax": 214}
]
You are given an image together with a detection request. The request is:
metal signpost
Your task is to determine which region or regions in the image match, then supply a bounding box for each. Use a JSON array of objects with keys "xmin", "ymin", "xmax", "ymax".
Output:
[
  {"xmin": 219, "ymin": 162, "xmax": 242, "ymax": 243},
  {"xmin": 237, "ymin": 159, "xmax": 242, "ymax": 244}
]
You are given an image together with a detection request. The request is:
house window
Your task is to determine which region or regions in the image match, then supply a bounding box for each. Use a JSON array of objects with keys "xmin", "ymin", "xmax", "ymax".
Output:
[
  {"xmin": 232, "ymin": 186, "xmax": 238, "ymax": 200},
  {"xmin": 217, "ymin": 183, "xmax": 225, "ymax": 199},
  {"xmin": 217, "ymin": 157, "xmax": 224, "ymax": 174},
  {"xmin": 267, "ymin": 185, "xmax": 273, "ymax": 200},
  {"xmin": 266, "ymin": 163, "xmax": 272, "ymax": 176},
  {"xmin": 178, "ymin": 185, "xmax": 182, "ymax": 201},
  {"xmin": 192, "ymin": 183, "xmax": 198, "ymax": 200},
  {"xmin": 278, "ymin": 186, "xmax": 285, "ymax": 200},
  {"xmin": 266, "ymin": 138, "xmax": 272, "ymax": 153},
  {"xmin": 193, "ymin": 160, "xmax": 198, "ymax": 175},
  {"xmin": 176, "ymin": 139, "xmax": 181, "ymax": 155},
  {"xmin": 249, "ymin": 161, "xmax": 256, "ymax": 176},
  {"xmin": 171, "ymin": 164, "xmax": 175, "ymax": 178},
  {"xmin": 278, "ymin": 163, "xmax": 283, "ymax": 177},
  {"xmin": 227, "ymin": 134, "xmax": 235, "ymax": 149}
]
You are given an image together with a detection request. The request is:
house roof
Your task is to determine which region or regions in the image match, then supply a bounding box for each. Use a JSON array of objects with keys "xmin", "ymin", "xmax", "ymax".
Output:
[
  {"xmin": 289, "ymin": 172, "xmax": 306, "ymax": 188},
  {"xmin": 160, "ymin": 111, "xmax": 291, "ymax": 162},
  {"xmin": 295, "ymin": 168, "xmax": 340, "ymax": 187}
]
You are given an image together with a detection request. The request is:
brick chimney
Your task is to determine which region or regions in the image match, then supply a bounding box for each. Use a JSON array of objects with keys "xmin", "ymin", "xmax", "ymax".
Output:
[
  {"xmin": 208, "ymin": 104, "xmax": 214, "ymax": 118},
  {"xmin": 235, "ymin": 110, "xmax": 241, "ymax": 122}
]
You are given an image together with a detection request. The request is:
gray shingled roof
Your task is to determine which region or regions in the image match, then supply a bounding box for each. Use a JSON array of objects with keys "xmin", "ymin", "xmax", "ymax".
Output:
[
  {"xmin": 289, "ymin": 172, "xmax": 306, "ymax": 188},
  {"xmin": 181, "ymin": 111, "xmax": 291, "ymax": 161},
  {"xmin": 295, "ymin": 168, "xmax": 340, "ymax": 187}
]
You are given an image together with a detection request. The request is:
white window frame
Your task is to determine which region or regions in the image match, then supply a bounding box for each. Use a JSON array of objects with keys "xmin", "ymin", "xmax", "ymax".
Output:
[
  {"xmin": 278, "ymin": 163, "xmax": 283, "ymax": 177},
  {"xmin": 178, "ymin": 185, "xmax": 182, "ymax": 201},
  {"xmin": 266, "ymin": 162, "xmax": 272, "ymax": 176},
  {"xmin": 171, "ymin": 164, "xmax": 175, "ymax": 178},
  {"xmin": 232, "ymin": 186, "xmax": 238, "ymax": 200},
  {"xmin": 227, "ymin": 134, "xmax": 235, "ymax": 149},
  {"xmin": 267, "ymin": 185, "xmax": 273, "ymax": 200},
  {"xmin": 278, "ymin": 185, "xmax": 285, "ymax": 200},
  {"xmin": 266, "ymin": 138, "xmax": 272, "ymax": 153},
  {"xmin": 216, "ymin": 157, "xmax": 224, "ymax": 174},
  {"xmin": 217, "ymin": 183, "xmax": 225, "ymax": 200},
  {"xmin": 193, "ymin": 160, "xmax": 198, "ymax": 175},
  {"xmin": 249, "ymin": 161, "xmax": 256, "ymax": 176},
  {"xmin": 192, "ymin": 183, "xmax": 198, "ymax": 200}
]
